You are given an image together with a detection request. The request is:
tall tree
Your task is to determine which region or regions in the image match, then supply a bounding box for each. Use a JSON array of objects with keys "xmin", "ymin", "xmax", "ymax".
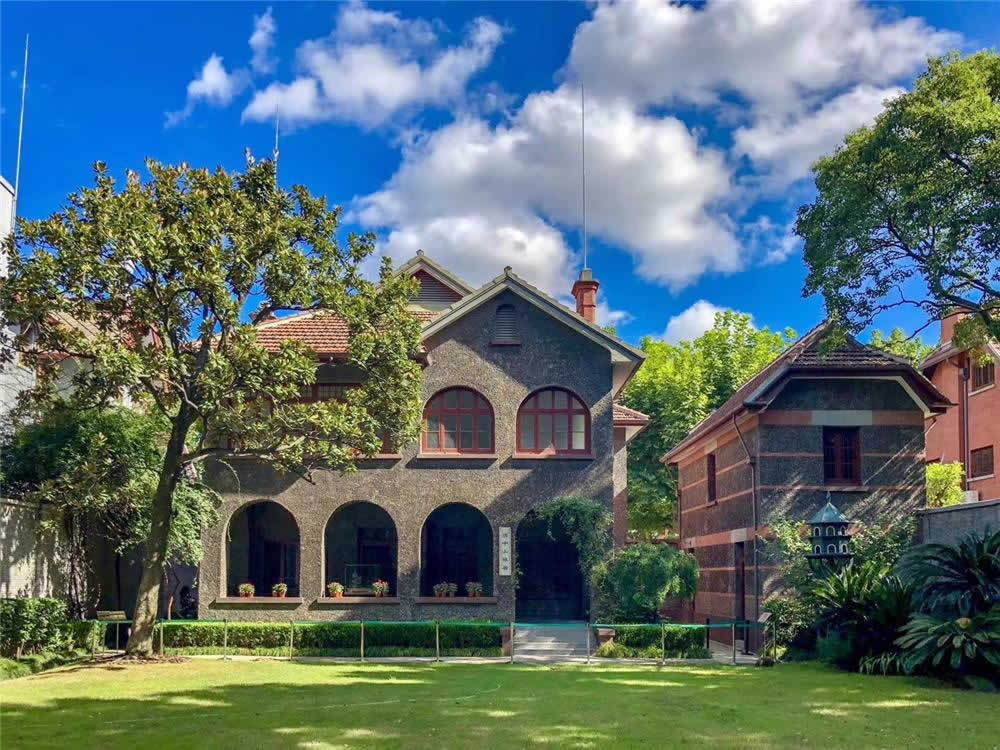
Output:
[
  {"xmin": 622, "ymin": 312, "xmax": 793, "ymax": 540},
  {"xmin": 797, "ymin": 51, "xmax": 1000, "ymax": 349},
  {"xmin": 0, "ymin": 155, "xmax": 424, "ymax": 654},
  {"xmin": 868, "ymin": 327, "xmax": 934, "ymax": 368}
]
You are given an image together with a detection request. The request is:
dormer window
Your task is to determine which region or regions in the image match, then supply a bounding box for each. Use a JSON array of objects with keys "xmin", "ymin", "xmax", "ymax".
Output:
[{"xmin": 493, "ymin": 304, "xmax": 519, "ymax": 345}]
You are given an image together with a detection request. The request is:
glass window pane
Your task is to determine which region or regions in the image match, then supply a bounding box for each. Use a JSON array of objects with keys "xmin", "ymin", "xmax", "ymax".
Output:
[
  {"xmin": 537, "ymin": 390, "xmax": 552, "ymax": 409},
  {"xmin": 478, "ymin": 414, "xmax": 492, "ymax": 450},
  {"xmin": 571, "ymin": 397, "xmax": 582, "ymax": 410},
  {"xmin": 444, "ymin": 390, "xmax": 458, "ymax": 408},
  {"xmin": 520, "ymin": 418, "xmax": 535, "ymax": 450},
  {"xmin": 538, "ymin": 414, "xmax": 552, "ymax": 449},
  {"xmin": 443, "ymin": 415, "xmax": 457, "ymax": 449},
  {"xmin": 460, "ymin": 414, "xmax": 474, "ymax": 449},
  {"xmin": 553, "ymin": 390, "xmax": 568, "ymax": 409},
  {"xmin": 554, "ymin": 414, "xmax": 568, "ymax": 450},
  {"xmin": 428, "ymin": 396, "xmax": 439, "ymax": 411},
  {"xmin": 426, "ymin": 417, "xmax": 440, "ymax": 449},
  {"xmin": 459, "ymin": 390, "xmax": 474, "ymax": 409},
  {"xmin": 478, "ymin": 395, "xmax": 488, "ymax": 410},
  {"xmin": 571, "ymin": 430, "xmax": 586, "ymax": 450}
]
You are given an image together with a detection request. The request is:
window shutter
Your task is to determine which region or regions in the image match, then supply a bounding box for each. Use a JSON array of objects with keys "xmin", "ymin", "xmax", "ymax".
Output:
[{"xmin": 493, "ymin": 304, "xmax": 519, "ymax": 344}]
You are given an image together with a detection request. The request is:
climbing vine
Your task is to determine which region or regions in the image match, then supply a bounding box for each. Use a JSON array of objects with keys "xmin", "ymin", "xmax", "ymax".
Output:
[{"xmin": 533, "ymin": 497, "xmax": 614, "ymax": 579}]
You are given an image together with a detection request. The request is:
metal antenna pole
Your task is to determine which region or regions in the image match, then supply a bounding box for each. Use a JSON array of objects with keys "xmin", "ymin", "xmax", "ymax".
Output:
[
  {"xmin": 12, "ymin": 34, "xmax": 29, "ymax": 226},
  {"xmin": 580, "ymin": 84, "xmax": 588, "ymax": 270},
  {"xmin": 273, "ymin": 107, "xmax": 280, "ymax": 184}
]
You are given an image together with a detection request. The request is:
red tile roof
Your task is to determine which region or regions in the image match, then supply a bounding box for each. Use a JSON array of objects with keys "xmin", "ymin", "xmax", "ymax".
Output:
[
  {"xmin": 254, "ymin": 311, "xmax": 351, "ymax": 355},
  {"xmin": 613, "ymin": 403, "xmax": 650, "ymax": 425}
]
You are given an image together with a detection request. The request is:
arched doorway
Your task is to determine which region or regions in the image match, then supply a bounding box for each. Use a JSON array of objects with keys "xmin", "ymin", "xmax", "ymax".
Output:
[
  {"xmin": 227, "ymin": 501, "xmax": 299, "ymax": 597},
  {"xmin": 420, "ymin": 503, "xmax": 493, "ymax": 596},
  {"xmin": 325, "ymin": 502, "xmax": 398, "ymax": 596},
  {"xmin": 515, "ymin": 511, "xmax": 586, "ymax": 621}
]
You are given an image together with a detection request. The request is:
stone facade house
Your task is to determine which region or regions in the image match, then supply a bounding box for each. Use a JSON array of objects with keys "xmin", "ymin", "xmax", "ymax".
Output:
[
  {"xmin": 921, "ymin": 313, "xmax": 1000, "ymax": 502},
  {"xmin": 198, "ymin": 253, "xmax": 647, "ymax": 623},
  {"xmin": 661, "ymin": 322, "xmax": 951, "ymax": 643}
]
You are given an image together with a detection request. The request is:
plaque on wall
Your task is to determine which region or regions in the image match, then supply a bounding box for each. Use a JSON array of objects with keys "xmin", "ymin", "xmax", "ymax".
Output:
[{"xmin": 499, "ymin": 526, "xmax": 512, "ymax": 576}]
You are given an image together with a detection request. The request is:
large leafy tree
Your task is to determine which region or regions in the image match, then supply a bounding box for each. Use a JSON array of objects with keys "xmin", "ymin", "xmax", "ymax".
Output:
[
  {"xmin": 868, "ymin": 327, "xmax": 934, "ymax": 368},
  {"xmin": 622, "ymin": 312, "xmax": 793, "ymax": 539},
  {"xmin": 0, "ymin": 155, "xmax": 424, "ymax": 654},
  {"xmin": 1, "ymin": 406, "xmax": 218, "ymax": 616},
  {"xmin": 797, "ymin": 51, "xmax": 1000, "ymax": 348}
]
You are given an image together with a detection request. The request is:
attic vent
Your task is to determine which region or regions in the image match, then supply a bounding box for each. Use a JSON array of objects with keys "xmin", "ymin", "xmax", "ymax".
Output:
[
  {"xmin": 411, "ymin": 270, "xmax": 462, "ymax": 310},
  {"xmin": 493, "ymin": 304, "xmax": 519, "ymax": 345}
]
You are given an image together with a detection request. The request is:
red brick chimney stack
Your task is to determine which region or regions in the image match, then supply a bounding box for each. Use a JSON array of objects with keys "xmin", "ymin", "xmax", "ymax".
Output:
[
  {"xmin": 941, "ymin": 310, "xmax": 968, "ymax": 343},
  {"xmin": 572, "ymin": 268, "xmax": 600, "ymax": 324}
]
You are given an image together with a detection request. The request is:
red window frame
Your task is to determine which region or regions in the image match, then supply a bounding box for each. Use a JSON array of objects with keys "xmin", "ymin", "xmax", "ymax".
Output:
[
  {"xmin": 422, "ymin": 388, "xmax": 495, "ymax": 454},
  {"xmin": 516, "ymin": 388, "xmax": 591, "ymax": 455},
  {"xmin": 972, "ymin": 359, "xmax": 995, "ymax": 391},
  {"xmin": 296, "ymin": 383, "xmax": 358, "ymax": 402},
  {"xmin": 706, "ymin": 453, "xmax": 717, "ymax": 503},
  {"xmin": 823, "ymin": 427, "xmax": 861, "ymax": 485},
  {"xmin": 970, "ymin": 446, "xmax": 994, "ymax": 478}
]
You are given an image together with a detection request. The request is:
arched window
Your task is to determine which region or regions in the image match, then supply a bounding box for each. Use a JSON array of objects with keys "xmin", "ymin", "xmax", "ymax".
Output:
[
  {"xmin": 493, "ymin": 304, "xmax": 519, "ymax": 344},
  {"xmin": 420, "ymin": 503, "xmax": 493, "ymax": 596},
  {"xmin": 517, "ymin": 388, "xmax": 590, "ymax": 455},
  {"xmin": 422, "ymin": 388, "xmax": 494, "ymax": 454},
  {"xmin": 227, "ymin": 501, "xmax": 299, "ymax": 597},
  {"xmin": 827, "ymin": 544, "xmax": 837, "ymax": 554},
  {"xmin": 840, "ymin": 543, "xmax": 848, "ymax": 554},
  {"xmin": 826, "ymin": 525, "xmax": 835, "ymax": 536},
  {"xmin": 813, "ymin": 526, "xmax": 822, "ymax": 537},
  {"xmin": 325, "ymin": 502, "xmax": 397, "ymax": 597},
  {"xmin": 814, "ymin": 545, "xmax": 822, "ymax": 555}
]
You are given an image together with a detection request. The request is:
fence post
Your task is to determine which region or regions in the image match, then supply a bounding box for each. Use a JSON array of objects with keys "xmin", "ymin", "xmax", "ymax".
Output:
[
  {"xmin": 773, "ymin": 616, "xmax": 778, "ymax": 662},
  {"xmin": 509, "ymin": 621, "xmax": 515, "ymax": 664},
  {"xmin": 91, "ymin": 623, "xmax": 97, "ymax": 661},
  {"xmin": 223, "ymin": 619, "xmax": 228, "ymax": 659},
  {"xmin": 289, "ymin": 620, "xmax": 294, "ymax": 660},
  {"xmin": 115, "ymin": 622, "xmax": 120, "ymax": 651},
  {"xmin": 704, "ymin": 618, "xmax": 710, "ymax": 650},
  {"xmin": 731, "ymin": 622, "xmax": 737, "ymax": 664},
  {"xmin": 586, "ymin": 622, "xmax": 591, "ymax": 664},
  {"xmin": 660, "ymin": 623, "xmax": 666, "ymax": 666},
  {"xmin": 360, "ymin": 621, "xmax": 365, "ymax": 662},
  {"xmin": 435, "ymin": 620, "xmax": 440, "ymax": 662},
  {"xmin": 159, "ymin": 623, "xmax": 164, "ymax": 655}
]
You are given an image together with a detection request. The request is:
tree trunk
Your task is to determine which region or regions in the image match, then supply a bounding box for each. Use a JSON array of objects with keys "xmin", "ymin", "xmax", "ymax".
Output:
[{"xmin": 125, "ymin": 416, "xmax": 189, "ymax": 655}]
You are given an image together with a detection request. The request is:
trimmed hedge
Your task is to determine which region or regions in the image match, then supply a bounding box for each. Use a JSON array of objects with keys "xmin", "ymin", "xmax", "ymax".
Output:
[
  {"xmin": 0, "ymin": 649, "xmax": 89, "ymax": 680},
  {"xmin": 593, "ymin": 624, "xmax": 709, "ymax": 659},
  {"xmin": 154, "ymin": 620, "xmax": 505, "ymax": 656}
]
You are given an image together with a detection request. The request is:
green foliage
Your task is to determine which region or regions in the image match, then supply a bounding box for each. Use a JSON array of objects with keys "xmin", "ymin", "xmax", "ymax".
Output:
[
  {"xmin": 764, "ymin": 596, "xmax": 818, "ymax": 651},
  {"xmin": 154, "ymin": 620, "xmax": 504, "ymax": 655},
  {"xmin": 797, "ymin": 51, "xmax": 1000, "ymax": 346},
  {"xmin": 895, "ymin": 607, "xmax": 1000, "ymax": 688},
  {"xmin": 868, "ymin": 328, "xmax": 934, "ymax": 368},
  {"xmin": 850, "ymin": 516, "xmax": 917, "ymax": 571},
  {"xmin": 593, "ymin": 625, "xmax": 708, "ymax": 659},
  {"xmin": 591, "ymin": 543, "xmax": 698, "ymax": 623},
  {"xmin": 622, "ymin": 311, "xmax": 794, "ymax": 539},
  {"xmin": 816, "ymin": 631, "xmax": 857, "ymax": 670},
  {"xmin": 0, "ymin": 650, "xmax": 89, "ymax": 680},
  {"xmin": 900, "ymin": 528, "xmax": 1000, "ymax": 617},
  {"xmin": 0, "ymin": 598, "xmax": 69, "ymax": 656},
  {"xmin": 926, "ymin": 462, "xmax": 965, "ymax": 508},
  {"xmin": 533, "ymin": 498, "xmax": 614, "ymax": 578}
]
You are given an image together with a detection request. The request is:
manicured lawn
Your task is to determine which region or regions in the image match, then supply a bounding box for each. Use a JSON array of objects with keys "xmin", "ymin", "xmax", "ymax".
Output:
[{"xmin": 2, "ymin": 659, "xmax": 997, "ymax": 749}]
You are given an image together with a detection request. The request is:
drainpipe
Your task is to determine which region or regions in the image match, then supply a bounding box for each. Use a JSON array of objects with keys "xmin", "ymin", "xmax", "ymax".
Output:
[{"xmin": 733, "ymin": 413, "xmax": 759, "ymax": 645}]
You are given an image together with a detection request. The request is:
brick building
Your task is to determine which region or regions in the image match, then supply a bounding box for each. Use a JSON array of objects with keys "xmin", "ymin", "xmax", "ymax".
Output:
[
  {"xmin": 921, "ymin": 314, "xmax": 1000, "ymax": 502},
  {"xmin": 662, "ymin": 322, "xmax": 951, "ymax": 645}
]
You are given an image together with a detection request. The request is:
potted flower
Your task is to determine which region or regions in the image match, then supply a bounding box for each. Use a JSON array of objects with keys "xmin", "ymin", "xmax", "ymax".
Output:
[
  {"xmin": 466, "ymin": 581, "xmax": 483, "ymax": 598},
  {"xmin": 238, "ymin": 583, "xmax": 255, "ymax": 598},
  {"xmin": 272, "ymin": 582, "xmax": 288, "ymax": 598},
  {"xmin": 372, "ymin": 579, "xmax": 389, "ymax": 597},
  {"xmin": 433, "ymin": 582, "xmax": 449, "ymax": 598},
  {"xmin": 446, "ymin": 582, "xmax": 458, "ymax": 597},
  {"xmin": 327, "ymin": 581, "xmax": 344, "ymax": 598}
]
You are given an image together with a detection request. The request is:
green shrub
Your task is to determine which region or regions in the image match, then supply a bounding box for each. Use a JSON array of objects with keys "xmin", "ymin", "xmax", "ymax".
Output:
[
  {"xmin": 591, "ymin": 544, "xmax": 698, "ymax": 623},
  {"xmin": 817, "ymin": 632, "xmax": 856, "ymax": 669},
  {"xmin": 900, "ymin": 527, "xmax": 1000, "ymax": 618},
  {"xmin": 0, "ymin": 597, "xmax": 73, "ymax": 656},
  {"xmin": 895, "ymin": 606, "xmax": 1000, "ymax": 689},
  {"xmin": 592, "ymin": 625, "xmax": 707, "ymax": 658},
  {"xmin": 0, "ymin": 649, "xmax": 89, "ymax": 680},
  {"xmin": 764, "ymin": 596, "xmax": 818, "ymax": 651}
]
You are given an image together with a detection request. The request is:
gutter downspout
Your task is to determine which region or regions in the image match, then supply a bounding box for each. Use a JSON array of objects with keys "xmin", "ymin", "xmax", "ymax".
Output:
[{"xmin": 733, "ymin": 413, "xmax": 760, "ymax": 646}]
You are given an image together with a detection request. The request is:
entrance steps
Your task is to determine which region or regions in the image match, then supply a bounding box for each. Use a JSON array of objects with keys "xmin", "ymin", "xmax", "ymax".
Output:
[{"xmin": 513, "ymin": 624, "xmax": 591, "ymax": 662}]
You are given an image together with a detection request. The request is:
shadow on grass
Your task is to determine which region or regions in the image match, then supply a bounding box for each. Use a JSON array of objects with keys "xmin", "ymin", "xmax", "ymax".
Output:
[{"xmin": 1, "ymin": 662, "xmax": 996, "ymax": 749}]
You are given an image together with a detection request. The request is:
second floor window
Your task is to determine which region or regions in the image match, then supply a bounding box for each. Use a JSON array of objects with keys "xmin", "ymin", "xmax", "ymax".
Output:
[
  {"xmin": 706, "ymin": 453, "xmax": 717, "ymax": 503},
  {"xmin": 972, "ymin": 358, "xmax": 995, "ymax": 391},
  {"xmin": 298, "ymin": 383, "xmax": 354, "ymax": 402},
  {"xmin": 517, "ymin": 388, "xmax": 590, "ymax": 455},
  {"xmin": 823, "ymin": 427, "xmax": 860, "ymax": 485},
  {"xmin": 971, "ymin": 446, "xmax": 994, "ymax": 478},
  {"xmin": 422, "ymin": 388, "xmax": 494, "ymax": 454}
]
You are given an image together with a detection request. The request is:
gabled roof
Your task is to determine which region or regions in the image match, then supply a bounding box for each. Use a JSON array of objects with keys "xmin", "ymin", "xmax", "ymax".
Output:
[
  {"xmin": 395, "ymin": 250, "xmax": 474, "ymax": 296},
  {"xmin": 613, "ymin": 403, "xmax": 650, "ymax": 426},
  {"xmin": 662, "ymin": 320, "xmax": 953, "ymax": 464},
  {"xmin": 254, "ymin": 310, "xmax": 351, "ymax": 356},
  {"xmin": 921, "ymin": 337, "xmax": 1000, "ymax": 371},
  {"xmin": 810, "ymin": 501, "xmax": 849, "ymax": 525}
]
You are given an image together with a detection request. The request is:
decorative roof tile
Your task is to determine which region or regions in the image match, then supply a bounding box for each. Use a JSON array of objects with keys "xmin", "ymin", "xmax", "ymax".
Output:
[
  {"xmin": 613, "ymin": 403, "xmax": 650, "ymax": 424},
  {"xmin": 254, "ymin": 311, "xmax": 351, "ymax": 355}
]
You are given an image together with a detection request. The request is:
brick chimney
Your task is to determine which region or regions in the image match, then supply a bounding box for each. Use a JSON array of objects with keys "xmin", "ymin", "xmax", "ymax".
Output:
[
  {"xmin": 571, "ymin": 268, "xmax": 600, "ymax": 324},
  {"xmin": 941, "ymin": 310, "xmax": 968, "ymax": 343}
]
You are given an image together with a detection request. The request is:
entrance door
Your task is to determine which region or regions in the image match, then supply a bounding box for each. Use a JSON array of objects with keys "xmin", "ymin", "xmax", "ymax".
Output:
[{"xmin": 515, "ymin": 513, "xmax": 585, "ymax": 621}]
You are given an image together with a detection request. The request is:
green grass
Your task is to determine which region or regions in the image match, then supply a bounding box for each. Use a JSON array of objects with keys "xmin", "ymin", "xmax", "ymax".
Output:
[
  {"xmin": 0, "ymin": 649, "xmax": 90, "ymax": 680},
  {"xmin": 1, "ymin": 660, "xmax": 997, "ymax": 749}
]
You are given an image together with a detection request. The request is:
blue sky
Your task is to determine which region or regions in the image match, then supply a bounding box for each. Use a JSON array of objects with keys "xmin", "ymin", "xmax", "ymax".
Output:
[{"xmin": 3, "ymin": 1, "xmax": 998, "ymax": 347}]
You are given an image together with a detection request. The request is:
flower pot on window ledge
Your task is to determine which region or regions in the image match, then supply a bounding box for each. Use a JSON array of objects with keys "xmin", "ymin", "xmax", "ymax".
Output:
[
  {"xmin": 327, "ymin": 582, "xmax": 344, "ymax": 598},
  {"xmin": 372, "ymin": 580, "xmax": 389, "ymax": 597},
  {"xmin": 238, "ymin": 583, "xmax": 255, "ymax": 598},
  {"xmin": 272, "ymin": 583, "xmax": 288, "ymax": 598}
]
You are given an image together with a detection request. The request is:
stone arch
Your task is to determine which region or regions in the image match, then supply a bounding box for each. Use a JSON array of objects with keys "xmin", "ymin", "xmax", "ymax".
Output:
[
  {"xmin": 419, "ymin": 503, "xmax": 493, "ymax": 596},
  {"xmin": 323, "ymin": 501, "xmax": 398, "ymax": 596},
  {"xmin": 225, "ymin": 500, "xmax": 300, "ymax": 597}
]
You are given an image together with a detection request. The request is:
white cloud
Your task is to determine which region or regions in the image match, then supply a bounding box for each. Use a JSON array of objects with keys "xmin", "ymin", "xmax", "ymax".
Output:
[
  {"xmin": 355, "ymin": 85, "xmax": 740, "ymax": 295},
  {"xmin": 663, "ymin": 300, "xmax": 750, "ymax": 343},
  {"xmin": 732, "ymin": 84, "xmax": 906, "ymax": 187},
  {"xmin": 249, "ymin": 7, "xmax": 278, "ymax": 74},
  {"xmin": 242, "ymin": 2, "xmax": 504, "ymax": 129},
  {"xmin": 165, "ymin": 54, "xmax": 250, "ymax": 127},
  {"xmin": 567, "ymin": 0, "xmax": 957, "ymax": 116}
]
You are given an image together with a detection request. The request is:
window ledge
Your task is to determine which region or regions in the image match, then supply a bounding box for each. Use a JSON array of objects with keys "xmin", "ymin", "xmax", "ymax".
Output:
[
  {"xmin": 415, "ymin": 453, "xmax": 498, "ymax": 460},
  {"xmin": 490, "ymin": 340, "xmax": 521, "ymax": 347},
  {"xmin": 315, "ymin": 596, "xmax": 400, "ymax": 605},
  {"xmin": 969, "ymin": 474, "xmax": 995, "ymax": 483},
  {"xmin": 213, "ymin": 597, "xmax": 304, "ymax": 606},
  {"xmin": 365, "ymin": 454, "xmax": 403, "ymax": 460},
  {"xmin": 512, "ymin": 453, "xmax": 594, "ymax": 461},
  {"xmin": 970, "ymin": 383, "xmax": 995, "ymax": 396},
  {"xmin": 414, "ymin": 597, "xmax": 498, "ymax": 605},
  {"xmin": 823, "ymin": 484, "xmax": 865, "ymax": 492}
]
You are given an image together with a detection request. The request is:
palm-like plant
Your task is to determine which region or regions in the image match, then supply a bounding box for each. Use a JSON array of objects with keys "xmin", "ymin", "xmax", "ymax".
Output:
[
  {"xmin": 899, "ymin": 528, "xmax": 1000, "ymax": 617},
  {"xmin": 895, "ymin": 606, "xmax": 1000, "ymax": 688}
]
